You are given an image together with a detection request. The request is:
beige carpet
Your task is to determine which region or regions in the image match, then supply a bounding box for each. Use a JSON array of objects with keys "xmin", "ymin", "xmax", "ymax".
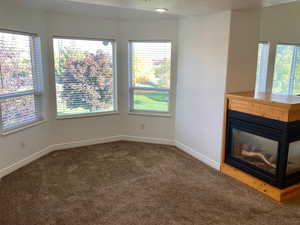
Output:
[{"xmin": 1, "ymin": 141, "xmax": 300, "ymax": 225}]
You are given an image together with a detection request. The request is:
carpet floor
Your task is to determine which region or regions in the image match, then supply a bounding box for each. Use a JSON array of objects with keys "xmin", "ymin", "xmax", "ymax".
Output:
[{"xmin": 1, "ymin": 141, "xmax": 300, "ymax": 225}]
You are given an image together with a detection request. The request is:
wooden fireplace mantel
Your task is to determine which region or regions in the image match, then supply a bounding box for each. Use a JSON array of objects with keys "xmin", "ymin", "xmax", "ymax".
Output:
[
  {"xmin": 221, "ymin": 91, "xmax": 300, "ymax": 202},
  {"xmin": 226, "ymin": 91, "xmax": 300, "ymax": 122}
]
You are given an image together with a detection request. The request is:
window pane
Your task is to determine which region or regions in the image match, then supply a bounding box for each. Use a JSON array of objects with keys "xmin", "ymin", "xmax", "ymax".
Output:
[
  {"xmin": 131, "ymin": 42, "xmax": 171, "ymax": 88},
  {"xmin": 287, "ymin": 141, "xmax": 300, "ymax": 175},
  {"xmin": 1, "ymin": 95, "xmax": 37, "ymax": 130},
  {"xmin": 232, "ymin": 128, "xmax": 278, "ymax": 175},
  {"xmin": 0, "ymin": 32, "xmax": 34, "ymax": 94},
  {"xmin": 292, "ymin": 47, "xmax": 300, "ymax": 95},
  {"xmin": 255, "ymin": 43, "xmax": 269, "ymax": 93},
  {"xmin": 53, "ymin": 38, "xmax": 115, "ymax": 116},
  {"xmin": 133, "ymin": 90, "xmax": 169, "ymax": 112},
  {"xmin": 272, "ymin": 45, "xmax": 294, "ymax": 95}
]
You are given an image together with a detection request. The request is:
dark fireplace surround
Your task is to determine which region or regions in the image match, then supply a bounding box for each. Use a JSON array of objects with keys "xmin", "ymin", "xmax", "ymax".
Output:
[{"xmin": 225, "ymin": 110, "xmax": 300, "ymax": 189}]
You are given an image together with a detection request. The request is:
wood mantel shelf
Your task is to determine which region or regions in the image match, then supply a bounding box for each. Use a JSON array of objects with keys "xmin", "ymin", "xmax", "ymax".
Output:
[{"xmin": 226, "ymin": 91, "xmax": 300, "ymax": 122}]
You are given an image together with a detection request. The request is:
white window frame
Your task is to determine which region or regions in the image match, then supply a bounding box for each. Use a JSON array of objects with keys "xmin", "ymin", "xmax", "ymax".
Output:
[
  {"xmin": 128, "ymin": 40, "xmax": 172, "ymax": 115},
  {"xmin": 0, "ymin": 29, "xmax": 44, "ymax": 134},
  {"xmin": 260, "ymin": 42, "xmax": 300, "ymax": 95},
  {"xmin": 255, "ymin": 42, "xmax": 270, "ymax": 93},
  {"xmin": 52, "ymin": 36, "xmax": 118, "ymax": 119}
]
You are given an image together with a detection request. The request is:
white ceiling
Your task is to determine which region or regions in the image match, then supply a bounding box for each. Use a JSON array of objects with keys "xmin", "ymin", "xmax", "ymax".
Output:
[
  {"xmin": 65, "ymin": 0, "xmax": 263, "ymax": 16},
  {"xmin": 10, "ymin": 0, "xmax": 298, "ymax": 19}
]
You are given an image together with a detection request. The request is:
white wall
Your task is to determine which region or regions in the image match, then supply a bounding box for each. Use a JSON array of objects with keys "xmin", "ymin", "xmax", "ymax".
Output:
[
  {"xmin": 259, "ymin": 1, "xmax": 300, "ymax": 43},
  {"xmin": 119, "ymin": 20, "xmax": 177, "ymax": 142},
  {"xmin": 226, "ymin": 10, "xmax": 261, "ymax": 93},
  {"xmin": 175, "ymin": 12, "xmax": 231, "ymax": 168},
  {"xmin": 0, "ymin": 3, "xmax": 52, "ymax": 171}
]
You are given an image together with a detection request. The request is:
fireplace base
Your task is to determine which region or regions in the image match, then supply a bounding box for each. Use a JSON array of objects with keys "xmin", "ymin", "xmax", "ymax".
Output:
[{"xmin": 221, "ymin": 163, "xmax": 300, "ymax": 202}]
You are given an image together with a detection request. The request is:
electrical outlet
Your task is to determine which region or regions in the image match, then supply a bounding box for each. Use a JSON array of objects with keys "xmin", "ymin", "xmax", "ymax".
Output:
[
  {"xmin": 140, "ymin": 123, "xmax": 145, "ymax": 130},
  {"xmin": 20, "ymin": 141, "xmax": 25, "ymax": 149}
]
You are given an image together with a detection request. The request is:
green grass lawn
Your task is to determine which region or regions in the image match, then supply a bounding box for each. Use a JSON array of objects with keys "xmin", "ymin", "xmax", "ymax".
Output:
[
  {"xmin": 56, "ymin": 91, "xmax": 169, "ymax": 115},
  {"xmin": 133, "ymin": 91, "xmax": 169, "ymax": 112},
  {"xmin": 57, "ymin": 102, "xmax": 113, "ymax": 116}
]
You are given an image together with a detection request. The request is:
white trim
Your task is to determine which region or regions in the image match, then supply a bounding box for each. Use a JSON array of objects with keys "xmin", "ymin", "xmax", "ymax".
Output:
[
  {"xmin": 50, "ymin": 135, "xmax": 122, "ymax": 151},
  {"xmin": 262, "ymin": 0, "xmax": 297, "ymax": 7},
  {"xmin": 0, "ymin": 145, "xmax": 53, "ymax": 179},
  {"xmin": 56, "ymin": 112, "xmax": 119, "ymax": 120},
  {"xmin": 0, "ymin": 135, "xmax": 221, "ymax": 179},
  {"xmin": 0, "ymin": 90, "xmax": 34, "ymax": 100},
  {"xmin": 120, "ymin": 135, "xmax": 174, "ymax": 145},
  {"xmin": 129, "ymin": 87, "xmax": 170, "ymax": 91},
  {"xmin": 175, "ymin": 140, "xmax": 221, "ymax": 170},
  {"xmin": 128, "ymin": 112, "xmax": 172, "ymax": 118},
  {"xmin": 0, "ymin": 135, "xmax": 122, "ymax": 179},
  {"xmin": 128, "ymin": 41, "xmax": 173, "ymax": 114},
  {"xmin": 1, "ymin": 120, "xmax": 47, "ymax": 136},
  {"xmin": 52, "ymin": 37, "xmax": 118, "ymax": 118},
  {"xmin": 53, "ymin": 36, "xmax": 115, "ymax": 42}
]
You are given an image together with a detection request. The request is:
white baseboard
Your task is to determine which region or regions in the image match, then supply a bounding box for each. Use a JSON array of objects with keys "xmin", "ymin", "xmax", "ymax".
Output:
[
  {"xmin": 0, "ymin": 135, "xmax": 220, "ymax": 179},
  {"xmin": 0, "ymin": 145, "xmax": 53, "ymax": 179},
  {"xmin": 49, "ymin": 135, "xmax": 122, "ymax": 151},
  {"xmin": 0, "ymin": 136, "xmax": 122, "ymax": 179},
  {"xmin": 120, "ymin": 135, "xmax": 174, "ymax": 145},
  {"xmin": 175, "ymin": 140, "xmax": 221, "ymax": 170}
]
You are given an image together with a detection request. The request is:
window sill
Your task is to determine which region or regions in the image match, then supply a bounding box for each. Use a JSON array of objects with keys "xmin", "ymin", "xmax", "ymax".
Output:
[
  {"xmin": 56, "ymin": 111, "xmax": 119, "ymax": 120},
  {"xmin": 128, "ymin": 111, "xmax": 172, "ymax": 118},
  {"xmin": 1, "ymin": 120, "xmax": 47, "ymax": 136}
]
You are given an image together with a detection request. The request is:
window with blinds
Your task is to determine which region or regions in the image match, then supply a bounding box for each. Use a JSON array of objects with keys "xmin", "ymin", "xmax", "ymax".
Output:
[
  {"xmin": 0, "ymin": 31, "xmax": 43, "ymax": 132},
  {"xmin": 53, "ymin": 37, "xmax": 116, "ymax": 117},
  {"xmin": 129, "ymin": 41, "xmax": 172, "ymax": 112}
]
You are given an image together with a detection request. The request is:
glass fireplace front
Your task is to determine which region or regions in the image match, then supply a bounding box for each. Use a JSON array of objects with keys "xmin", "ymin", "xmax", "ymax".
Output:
[
  {"xmin": 232, "ymin": 128, "xmax": 278, "ymax": 175},
  {"xmin": 287, "ymin": 141, "xmax": 300, "ymax": 175},
  {"xmin": 225, "ymin": 110, "xmax": 300, "ymax": 189}
]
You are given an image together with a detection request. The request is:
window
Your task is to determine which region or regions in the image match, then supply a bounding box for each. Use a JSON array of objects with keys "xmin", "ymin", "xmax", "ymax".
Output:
[
  {"xmin": 53, "ymin": 37, "xmax": 116, "ymax": 117},
  {"xmin": 255, "ymin": 42, "xmax": 269, "ymax": 93},
  {"xmin": 272, "ymin": 44, "xmax": 300, "ymax": 95},
  {"xmin": 0, "ymin": 30, "xmax": 43, "ymax": 132},
  {"xmin": 129, "ymin": 41, "xmax": 172, "ymax": 113}
]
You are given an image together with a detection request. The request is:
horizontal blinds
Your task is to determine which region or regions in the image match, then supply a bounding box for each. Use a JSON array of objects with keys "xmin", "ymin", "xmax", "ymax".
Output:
[
  {"xmin": 0, "ymin": 31, "xmax": 42, "ymax": 131},
  {"xmin": 131, "ymin": 42, "xmax": 171, "ymax": 89},
  {"xmin": 1, "ymin": 94, "xmax": 37, "ymax": 129},
  {"xmin": 129, "ymin": 41, "xmax": 171, "ymax": 112},
  {"xmin": 53, "ymin": 38, "xmax": 115, "ymax": 116},
  {"xmin": 0, "ymin": 32, "xmax": 33, "ymax": 94}
]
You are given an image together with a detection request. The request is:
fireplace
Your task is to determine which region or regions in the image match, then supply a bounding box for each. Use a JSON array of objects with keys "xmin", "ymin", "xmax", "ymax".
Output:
[{"xmin": 225, "ymin": 110, "xmax": 300, "ymax": 189}]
